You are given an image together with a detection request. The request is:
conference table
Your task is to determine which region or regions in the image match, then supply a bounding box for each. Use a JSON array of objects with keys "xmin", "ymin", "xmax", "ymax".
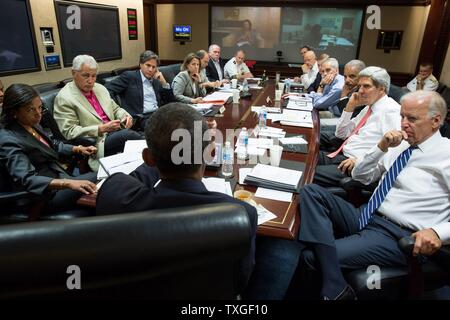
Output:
[{"xmin": 78, "ymin": 80, "xmax": 319, "ymax": 240}]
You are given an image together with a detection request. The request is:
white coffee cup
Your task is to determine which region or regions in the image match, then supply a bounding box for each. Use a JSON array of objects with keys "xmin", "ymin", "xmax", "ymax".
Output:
[
  {"xmin": 278, "ymin": 82, "xmax": 285, "ymax": 92},
  {"xmin": 231, "ymin": 79, "xmax": 238, "ymax": 89},
  {"xmin": 275, "ymin": 89, "xmax": 282, "ymax": 101},
  {"xmin": 232, "ymin": 89, "xmax": 240, "ymax": 103},
  {"xmin": 270, "ymin": 145, "xmax": 283, "ymax": 167}
]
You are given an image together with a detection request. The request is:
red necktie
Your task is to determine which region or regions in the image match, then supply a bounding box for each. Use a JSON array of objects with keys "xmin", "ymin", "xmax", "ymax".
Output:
[{"xmin": 327, "ymin": 107, "xmax": 372, "ymax": 158}]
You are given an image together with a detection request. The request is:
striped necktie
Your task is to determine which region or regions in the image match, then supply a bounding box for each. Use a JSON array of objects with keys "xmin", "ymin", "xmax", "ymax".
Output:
[{"xmin": 358, "ymin": 145, "xmax": 417, "ymax": 230}]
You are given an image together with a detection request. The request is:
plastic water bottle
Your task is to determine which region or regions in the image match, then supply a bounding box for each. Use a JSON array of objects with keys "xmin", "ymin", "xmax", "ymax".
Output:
[
  {"xmin": 259, "ymin": 106, "xmax": 267, "ymax": 128},
  {"xmin": 242, "ymin": 78, "xmax": 249, "ymax": 92},
  {"xmin": 285, "ymin": 78, "xmax": 291, "ymax": 93},
  {"xmin": 221, "ymin": 141, "xmax": 233, "ymax": 177},
  {"xmin": 237, "ymin": 128, "xmax": 249, "ymax": 160}
]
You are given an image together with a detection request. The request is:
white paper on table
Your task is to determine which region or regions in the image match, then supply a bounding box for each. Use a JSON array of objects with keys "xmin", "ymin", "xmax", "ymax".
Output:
[
  {"xmin": 235, "ymin": 146, "xmax": 266, "ymax": 156},
  {"xmin": 279, "ymin": 136, "xmax": 308, "ymax": 145},
  {"xmin": 248, "ymin": 138, "xmax": 273, "ymax": 149},
  {"xmin": 203, "ymin": 91, "xmax": 233, "ymax": 102},
  {"xmin": 247, "ymin": 77, "xmax": 262, "ymax": 81},
  {"xmin": 255, "ymin": 187, "xmax": 293, "ymax": 203},
  {"xmin": 239, "ymin": 168, "xmax": 253, "ymax": 184},
  {"xmin": 123, "ymin": 140, "xmax": 147, "ymax": 154},
  {"xmin": 97, "ymin": 152, "xmax": 143, "ymax": 179},
  {"xmin": 280, "ymin": 120, "xmax": 314, "ymax": 128},
  {"xmin": 202, "ymin": 177, "xmax": 232, "ymax": 196},
  {"xmin": 256, "ymin": 204, "xmax": 277, "ymax": 225},
  {"xmin": 251, "ymin": 106, "xmax": 281, "ymax": 114}
]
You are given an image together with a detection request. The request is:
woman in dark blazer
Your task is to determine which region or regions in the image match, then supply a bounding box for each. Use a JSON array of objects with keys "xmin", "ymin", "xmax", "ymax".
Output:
[
  {"xmin": 172, "ymin": 53, "xmax": 206, "ymax": 104},
  {"xmin": 0, "ymin": 84, "xmax": 98, "ymax": 216}
]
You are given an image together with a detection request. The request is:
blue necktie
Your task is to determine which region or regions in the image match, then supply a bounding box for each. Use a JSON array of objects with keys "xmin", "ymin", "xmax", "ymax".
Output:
[{"xmin": 358, "ymin": 146, "xmax": 416, "ymax": 230}]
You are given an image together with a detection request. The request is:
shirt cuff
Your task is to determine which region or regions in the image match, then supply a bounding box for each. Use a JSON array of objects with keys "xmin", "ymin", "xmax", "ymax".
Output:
[
  {"xmin": 340, "ymin": 110, "xmax": 353, "ymax": 122},
  {"xmin": 162, "ymin": 83, "xmax": 170, "ymax": 89},
  {"xmin": 432, "ymin": 223, "xmax": 450, "ymax": 245}
]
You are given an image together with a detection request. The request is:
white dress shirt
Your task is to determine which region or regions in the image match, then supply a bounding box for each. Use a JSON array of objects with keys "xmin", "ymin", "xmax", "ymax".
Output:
[
  {"xmin": 300, "ymin": 61, "xmax": 319, "ymax": 89},
  {"xmin": 224, "ymin": 57, "xmax": 250, "ymax": 79},
  {"xmin": 335, "ymin": 95, "xmax": 401, "ymax": 159},
  {"xmin": 352, "ymin": 131, "xmax": 450, "ymax": 244},
  {"xmin": 140, "ymin": 71, "xmax": 158, "ymax": 114},
  {"xmin": 212, "ymin": 59, "xmax": 223, "ymax": 81},
  {"xmin": 406, "ymin": 74, "xmax": 438, "ymax": 92}
]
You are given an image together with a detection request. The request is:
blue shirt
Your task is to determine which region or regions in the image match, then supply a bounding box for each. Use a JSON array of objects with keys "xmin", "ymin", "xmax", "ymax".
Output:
[
  {"xmin": 140, "ymin": 70, "xmax": 158, "ymax": 114},
  {"xmin": 309, "ymin": 74, "xmax": 345, "ymax": 116}
]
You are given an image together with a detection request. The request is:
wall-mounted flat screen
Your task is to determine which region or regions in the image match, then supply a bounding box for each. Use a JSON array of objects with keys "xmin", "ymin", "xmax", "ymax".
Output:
[
  {"xmin": 54, "ymin": 0, "xmax": 122, "ymax": 67},
  {"xmin": 0, "ymin": 0, "xmax": 41, "ymax": 76},
  {"xmin": 173, "ymin": 25, "xmax": 192, "ymax": 41},
  {"xmin": 211, "ymin": 6, "xmax": 364, "ymax": 64}
]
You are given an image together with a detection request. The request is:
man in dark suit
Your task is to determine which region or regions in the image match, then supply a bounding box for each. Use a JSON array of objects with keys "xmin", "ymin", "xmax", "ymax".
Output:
[
  {"xmin": 105, "ymin": 50, "xmax": 174, "ymax": 131},
  {"xmin": 205, "ymin": 44, "xmax": 226, "ymax": 82},
  {"xmin": 96, "ymin": 102, "xmax": 258, "ymax": 291}
]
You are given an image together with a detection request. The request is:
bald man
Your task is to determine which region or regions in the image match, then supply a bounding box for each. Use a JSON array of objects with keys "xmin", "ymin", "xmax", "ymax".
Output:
[{"xmin": 294, "ymin": 51, "xmax": 319, "ymax": 89}]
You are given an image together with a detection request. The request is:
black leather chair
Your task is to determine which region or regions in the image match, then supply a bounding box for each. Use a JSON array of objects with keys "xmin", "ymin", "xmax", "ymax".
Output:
[
  {"xmin": 346, "ymin": 236, "xmax": 450, "ymax": 299},
  {"xmin": 389, "ymin": 84, "xmax": 408, "ymax": 103},
  {"xmin": 159, "ymin": 63, "xmax": 181, "ymax": 85},
  {"xmin": 95, "ymin": 71, "xmax": 114, "ymax": 85},
  {"xmin": 0, "ymin": 203, "xmax": 252, "ymax": 299},
  {"xmin": 112, "ymin": 65, "xmax": 139, "ymax": 76}
]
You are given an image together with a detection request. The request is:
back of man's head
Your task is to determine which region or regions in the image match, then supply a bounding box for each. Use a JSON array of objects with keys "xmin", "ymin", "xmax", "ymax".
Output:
[{"xmin": 145, "ymin": 103, "xmax": 209, "ymax": 177}]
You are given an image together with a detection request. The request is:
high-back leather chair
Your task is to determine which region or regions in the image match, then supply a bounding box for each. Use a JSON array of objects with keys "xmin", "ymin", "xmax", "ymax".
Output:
[
  {"xmin": 0, "ymin": 203, "xmax": 252, "ymax": 299},
  {"xmin": 159, "ymin": 63, "xmax": 181, "ymax": 85}
]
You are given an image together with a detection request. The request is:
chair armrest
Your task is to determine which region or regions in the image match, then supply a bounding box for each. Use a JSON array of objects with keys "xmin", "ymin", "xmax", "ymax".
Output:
[
  {"xmin": 68, "ymin": 136, "xmax": 96, "ymax": 147},
  {"xmin": 339, "ymin": 177, "xmax": 377, "ymax": 192},
  {"xmin": 398, "ymin": 236, "xmax": 415, "ymax": 256},
  {"xmin": 0, "ymin": 191, "xmax": 38, "ymax": 203}
]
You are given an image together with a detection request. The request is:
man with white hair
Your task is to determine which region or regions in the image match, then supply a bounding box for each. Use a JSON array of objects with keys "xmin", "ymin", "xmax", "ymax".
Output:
[
  {"xmin": 294, "ymin": 50, "xmax": 319, "ymax": 89},
  {"xmin": 308, "ymin": 58, "xmax": 344, "ymax": 116},
  {"xmin": 205, "ymin": 44, "xmax": 226, "ymax": 82},
  {"xmin": 291, "ymin": 90, "xmax": 450, "ymax": 300},
  {"xmin": 54, "ymin": 55, "xmax": 142, "ymax": 171},
  {"xmin": 313, "ymin": 66, "xmax": 401, "ymax": 187}
]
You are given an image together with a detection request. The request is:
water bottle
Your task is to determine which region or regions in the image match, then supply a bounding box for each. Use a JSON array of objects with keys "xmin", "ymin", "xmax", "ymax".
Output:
[
  {"xmin": 242, "ymin": 78, "xmax": 249, "ymax": 92},
  {"xmin": 237, "ymin": 127, "xmax": 249, "ymax": 160},
  {"xmin": 221, "ymin": 141, "xmax": 233, "ymax": 177},
  {"xmin": 259, "ymin": 106, "xmax": 267, "ymax": 128},
  {"xmin": 285, "ymin": 78, "xmax": 291, "ymax": 93}
]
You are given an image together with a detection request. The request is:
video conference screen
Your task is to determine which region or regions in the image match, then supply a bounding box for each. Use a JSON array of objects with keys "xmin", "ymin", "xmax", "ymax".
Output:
[
  {"xmin": 0, "ymin": 0, "xmax": 41, "ymax": 75},
  {"xmin": 211, "ymin": 6, "xmax": 364, "ymax": 65}
]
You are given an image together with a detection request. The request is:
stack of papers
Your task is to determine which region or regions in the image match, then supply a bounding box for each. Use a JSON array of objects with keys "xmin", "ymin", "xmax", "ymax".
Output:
[
  {"xmin": 257, "ymin": 126, "xmax": 286, "ymax": 138},
  {"xmin": 251, "ymin": 106, "xmax": 282, "ymax": 114},
  {"xmin": 255, "ymin": 187, "xmax": 293, "ymax": 203},
  {"xmin": 202, "ymin": 177, "xmax": 232, "ymax": 196},
  {"xmin": 279, "ymin": 136, "xmax": 308, "ymax": 145},
  {"xmin": 268, "ymin": 109, "xmax": 313, "ymax": 128},
  {"xmin": 203, "ymin": 91, "xmax": 233, "ymax": 104},
  {"xmin": 286, "ymin": 96, "xmax": 313, "ymax": 111},
  {"xmin": 244, "ymin": 164, "xmax": 303, "ymax": 192}
]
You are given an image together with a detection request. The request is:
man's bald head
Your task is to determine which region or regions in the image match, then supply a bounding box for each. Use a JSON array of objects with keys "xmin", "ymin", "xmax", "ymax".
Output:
[{"xmin": 303, "ymin": 51, "xmax": 317, "ymax": 68}]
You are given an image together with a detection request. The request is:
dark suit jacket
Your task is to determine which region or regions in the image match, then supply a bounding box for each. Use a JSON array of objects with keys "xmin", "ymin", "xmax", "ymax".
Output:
[
  {"xmin": 0, "ymin": 123, "xmax": 73, "ymax": 195},
  {"xmin": 96, "ymin": 164, "xmax": 258, "ymax": 290},
  {"xmin": 206, "ymin": 58, "xmax": 226, "ymax": 82},
  {"xmin": 307, "ymin": 72, "xmax": 321, "ymax": 93},
  {"xmin": 105, "ymin": 70, "xmax": 174, "ymax": 117}
]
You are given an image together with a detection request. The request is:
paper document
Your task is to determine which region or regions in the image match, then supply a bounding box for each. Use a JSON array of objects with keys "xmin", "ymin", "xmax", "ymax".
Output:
[
  {"xmin": 256, "ymin": 204, "xmax": 277, "ymax": 225},
  {"xmin": 247, "ymin": 138, "xmax": 274, "ymax": 149},
  {"xmin": 97, "ymin": 152, "xmax": 143, "ymax": 179},
  {"xmin": 239, "ymin": 168, "xmax": 253, "ymax": 184},
  {"xmin": 123, "ymin": 140, "xmax": 147, "ymax": 154},
  {"xmin": 235, "ymin": 146, "xmax": 266, "ymax": 156},
  {"xmin": 203, "ymin": 91, "xmax": 233, "ymax": 103},
  {"xmin": 255, "ymin": 187, "xmax": 293, "ymax": 203},
  {"xmin": 279, "ymin": 136, "xmax": 308, "ymax": 145},
  {"xmin": 202, "ymin": 177, "xmax": 232, "ymax": 196}
]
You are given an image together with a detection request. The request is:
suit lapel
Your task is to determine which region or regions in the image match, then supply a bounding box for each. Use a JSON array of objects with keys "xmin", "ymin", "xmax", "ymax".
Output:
[
  {"xmin": 12, "ymin": 123, "xmax": 59, "ymax": 161},
  {"xmin": 135, "ymin": 71, "xmax": 144, "ymax": 107},
  {"xmin": 69, "ymin": 82, "xmax": 103, "ymax": 121}
]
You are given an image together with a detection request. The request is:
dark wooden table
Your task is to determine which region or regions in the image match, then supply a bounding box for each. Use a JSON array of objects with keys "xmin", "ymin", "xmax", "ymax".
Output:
[{"xmin": 78, "ymin": 81, "xmax": 319, "ymax": 240}]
